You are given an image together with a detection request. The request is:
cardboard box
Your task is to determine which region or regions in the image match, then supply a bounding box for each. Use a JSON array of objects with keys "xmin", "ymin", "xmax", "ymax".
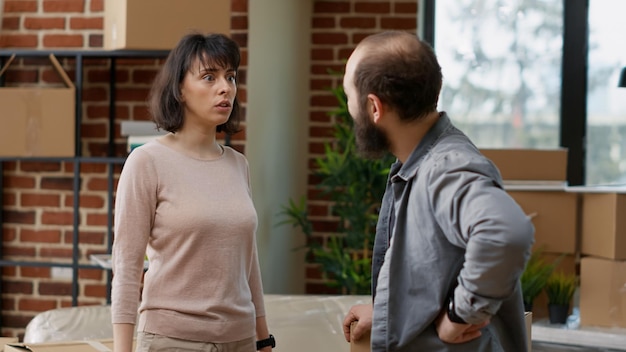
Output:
[
  {"xmin": 508, "ymin": 190, "xmax": 579, "ymax": 254},
  {"xmin": 5, "ymin": 339, "xmax": 113, "ymax": 352},
  {"xmin": 481, "ymin": 148, "xmax": 568, "ymax": 181},
  {"xmin": 0, "ymin": 338, "xmax": 19, "ymax": 352},
  {"xmin": 581, "ymin": 192, "xmax": 626, "ymax": 260},
  {"xmin": 579, "ymin": 256, "xmax": 626, "ymax": 328},
  {"xmin": 350, "ymin": 322, "xmax": 370, "ymax": 352},
  {"xmin": 0, "ymin": 54, "xmax": 75, "ymax": 157},
  {"xmin": 104, "ymin": 0, "xmax": 231, "ymax": 50}
]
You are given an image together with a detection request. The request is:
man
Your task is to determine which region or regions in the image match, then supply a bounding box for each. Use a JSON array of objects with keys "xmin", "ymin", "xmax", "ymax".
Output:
[{"xmin": 341, "ymin": 31, "xmax": 534, "ymax": 351}]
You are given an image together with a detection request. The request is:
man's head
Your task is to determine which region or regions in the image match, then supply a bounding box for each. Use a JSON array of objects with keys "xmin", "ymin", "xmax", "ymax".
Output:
[{"xmin": 343, "ymin": 31, "xmax": 443, "ymax": 158}]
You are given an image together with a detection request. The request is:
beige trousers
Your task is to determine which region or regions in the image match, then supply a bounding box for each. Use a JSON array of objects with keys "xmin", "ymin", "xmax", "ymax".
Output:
[{"xmin": 136, "ymin": 331, "xmax": 256, "ymax": 352}]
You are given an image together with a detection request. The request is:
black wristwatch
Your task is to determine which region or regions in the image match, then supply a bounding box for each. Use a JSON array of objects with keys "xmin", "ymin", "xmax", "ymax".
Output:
[
  {"xmin": 256, "ymin": 334, "xmax": 276, "ymax": 350},
  {"xmin": 447, "ymin": 297, "xmax": 468, "ymax": 324}
]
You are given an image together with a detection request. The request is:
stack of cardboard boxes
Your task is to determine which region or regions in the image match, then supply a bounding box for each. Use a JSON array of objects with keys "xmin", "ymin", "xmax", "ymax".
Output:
[
  {"xmin": 484, "ymin": 148, "xmax": 626, "ymax": 330},
  {"xmin": 576, "ymin": 188, "xmax": 626, "ymax": 329}
]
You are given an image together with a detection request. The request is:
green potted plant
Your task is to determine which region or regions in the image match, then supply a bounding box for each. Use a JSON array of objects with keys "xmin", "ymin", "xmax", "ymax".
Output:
[
  {"xmin": 278, "ymin": 83, "xmax": 394, "ymax": 295},
  {"xmin": 520, "ymin": 249, "xmax": 559, "ymax": 312},
  {"xmin": 544, "ymin": 271, "xmax": 577, "ymax": 324}
]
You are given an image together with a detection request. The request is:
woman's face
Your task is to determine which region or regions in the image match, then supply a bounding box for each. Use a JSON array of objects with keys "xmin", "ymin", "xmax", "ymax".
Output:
[{"xmin": 180, "ymin": 57, "xmax": 237, "ymax": 129}]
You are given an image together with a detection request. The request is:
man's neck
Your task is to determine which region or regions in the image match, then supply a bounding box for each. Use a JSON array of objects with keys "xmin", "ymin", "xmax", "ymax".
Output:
[{"xmin": 389, "ymin": 111, "xmax": 441, "ymax": 163}]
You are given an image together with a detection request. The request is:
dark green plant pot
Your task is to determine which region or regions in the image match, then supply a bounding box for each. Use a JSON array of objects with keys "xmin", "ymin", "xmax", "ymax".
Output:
[{"xmin": 548, "ymin": 303, "xmax": 570, "ymax": 324}]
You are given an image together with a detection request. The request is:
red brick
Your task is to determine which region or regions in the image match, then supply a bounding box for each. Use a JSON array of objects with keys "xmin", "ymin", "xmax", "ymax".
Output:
[
  {"xmin": 24, "ymin": 17, "xmax": 66, "ymax": 29},
  {"xmin": 3, "ymin": 211, "xmax": 36, "ymax": 224},
  {"xmin": 312, "ymin": 32, "xmax": 348, "ymax": 45},
  {"xmin": 75, "ymin": 231, "xmax": 106, "ymax": 245},
  {"xmin": 81, "ymin": 122, "xmax": 108, "ymax": 139},
  {"xmin": 132, "ymin": 106, "xmax": 151, "ymax": 120},
  {"xmin": 395, "ymin": 2, "xmax": 418, "ymax": 13},
  {"xmin": 69, "ymin": 17, "xmax": 103, "ymax": 30},
  {"xmin": 76, "ymin": 194, "xmax": 106, "ymax": 209},
  {"xmin": 21, "ymin": 229, "xmax": 62, "ymax": 243},
  {"xmin": 231, "ymin": 0, "xmax": 247, "ymax": 12},
  {"xmin": 79, "ymin": 268, "xmax": 104, "ymax": 280},
  {"xmin": 0, "ymin": 34, "xmax": 38, "ymax": 48},
  {"xmin": 132, "ymin": 69, "xmax": 159, "ymax": 84},
  {"xmin": 2, "ymin": 245, "xmax": 37, "ymax": 257},
  {"xmin": 231, "ymin": 15, "xmax": 247, "ymax": 30},
  {"xmin": 42, "ymin": 34, "xmax": 84, "ymax": 48},
  {"xmin": 41, "ymin": 211, "xmax": 74, "ymax": 225},
  {"xmin": 42, "ymin": 67, "xmax": 76, "ymax": 84},
  {"xmin": 82, "ymin": 87, "xmax": 108, "ymax": 102},
  {"xmin": 18, "ymin": 298, "xmax": 57, "ymax": 312},
  {"xmin": 2, "ymin": 227, "xmax": 18, "ymax": 241},
  {"xmin": 87, "ymin": 68, "xmax": 129, "ymax": 83},
  {"xmin": 41, "ymin": 177, "xmax": 74, "ymax": 191},
  {"xmin": 311, "ymin": 49, "xmax": 334, "ymax": 61},
  {"xmin": 40, "ymin": 247, "xmax": 73, "ymax": 259},
  {"xmin": 3, "ymin": 69, "xmax": 38, "ymax": 83},
  {"xmin": 310, "ymin": 111, "xmax": 332, "ymax": 123},
  {"xmin": 380, "ymin": 17, "xmax": 416, "ymax": 30},
  {"xmin": 84, "ymin": 284, "xmax": 107, "ymax": 298},
  {"xmin": 79, "ymin": 163, "xmax": 108, "ymax": 173},
  {"xmin": 314, "ymin": 1, "xmax": 351, "ymax": 13},
  {"xmin": 86, "ymin": 213, "xmax": 107, "ymax": 226},
  {"xmin": 355, "ymin": 1, "xmax": 390, "ymax": 13},
  {"xmin": 43, "ymin": 0, "xmax": 84, "ymax": 13},
  {"xmin": 21, "ymin": 193, "xmax": 61, "ymax": 207},
  {"xmin": 312, "ymin": 17, "xmax": 336, "ymax": 29},
  {"xmin": 89, "ymin": 33, "xmax": 103, "ymax": 48},
  {"xmin": 86, "ymin": 177, "xmax": 111, "ymax": 191},
  {"xmin": 4, "ymin": 1, "xmax": 38, "ymax": 13},
  {"xmin": 116, "ymin": 87, "xmax": 150, "ymax": 102},
  {"xmin": 20, "ymin": 162, "xmax": 62, "ymax": 172},
  {"xmin": 2, "ymin": 281, "xmax": 34, "ymax": 295},
  {"xmin": 1, "ymin": 16, "xmax": 21, "ymax": 30},
  {"xmin": 20, "ymin": 267, "xmax": 52, "ymax": 278},
  {"xmin": 39, "ymin": 282, "xmax": 73, "ymax": 296},
  {"xmin": 90, "ymin": 0, "xmax": 103, "ymax": 12},
  {"xmin": 340, "ymin": 17, "xmax": 376, "ymax": 29}
]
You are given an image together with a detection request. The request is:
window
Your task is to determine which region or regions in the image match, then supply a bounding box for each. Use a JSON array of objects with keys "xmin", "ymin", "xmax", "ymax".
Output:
[
  {"xmin": 434, "ymin": 0, "xmax": 563, "ymax": 149},
  {"xmin": 586, "ymin": 0, "xmax": 626, "ymax": 185}
]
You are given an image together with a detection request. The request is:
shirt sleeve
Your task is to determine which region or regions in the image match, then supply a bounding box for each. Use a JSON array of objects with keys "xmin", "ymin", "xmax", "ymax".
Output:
[
  {"xmin": 427, "ymin": 152, "xmax": 535, "ymax": 324},
  {"xmin": 111, "ymin": 149, "xmax": 157, "ymax": 325}
]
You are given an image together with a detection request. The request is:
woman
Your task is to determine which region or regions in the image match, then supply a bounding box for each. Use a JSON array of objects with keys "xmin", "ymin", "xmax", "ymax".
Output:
[{"xmin": 112, "ymin": 33, "xmax": 273, "ymax": 352}]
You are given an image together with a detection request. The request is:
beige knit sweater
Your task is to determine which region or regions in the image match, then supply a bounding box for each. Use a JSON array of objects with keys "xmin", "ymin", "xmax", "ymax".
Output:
[{"xmin": 111, "ymin": 140, "xmax": 265, "ymax": 343}]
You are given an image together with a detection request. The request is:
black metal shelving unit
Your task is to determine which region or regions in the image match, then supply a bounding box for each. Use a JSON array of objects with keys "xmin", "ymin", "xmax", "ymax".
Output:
[{"xmin": 0, "ymin": 50, "xmax": 169, "ymax": 324}]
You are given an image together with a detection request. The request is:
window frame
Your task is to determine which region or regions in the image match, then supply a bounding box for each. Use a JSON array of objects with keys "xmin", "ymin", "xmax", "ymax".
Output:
[{"xmin": 424, "ymin": 0, "xmax": 588, "ymax": 186}]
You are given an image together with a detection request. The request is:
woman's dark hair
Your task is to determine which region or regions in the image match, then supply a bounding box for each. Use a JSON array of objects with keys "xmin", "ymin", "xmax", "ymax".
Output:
[
  {"xmin": 148, "ymin": 32, "xmax": 242, "ymax": 134},
  {"xmin": 354, "ymin": 31, "xmax": 442, "ymax": 122}
]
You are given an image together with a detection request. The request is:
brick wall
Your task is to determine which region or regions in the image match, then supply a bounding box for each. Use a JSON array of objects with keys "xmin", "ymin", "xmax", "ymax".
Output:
[
  {"xmin": 306, "ymin": 0, "xmax": 418, "ymax": 293},
  {"xmin": 0, "ymin": 0, "xmax": 417, "ymax": 337}
]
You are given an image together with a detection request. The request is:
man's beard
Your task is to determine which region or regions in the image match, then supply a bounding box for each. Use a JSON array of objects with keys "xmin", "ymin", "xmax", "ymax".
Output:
[{"xmin": 353, "ymin": 108, "xmax": 390, "ymax": 159}]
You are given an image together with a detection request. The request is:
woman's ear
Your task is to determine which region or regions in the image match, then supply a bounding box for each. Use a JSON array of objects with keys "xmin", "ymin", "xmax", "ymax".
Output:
[{"xmin": 367, "ymin": 93, "xmax": 384, "ymax": 123}]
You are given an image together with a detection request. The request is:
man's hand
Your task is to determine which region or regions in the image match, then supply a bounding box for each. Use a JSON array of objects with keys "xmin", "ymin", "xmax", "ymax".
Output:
[
  {"xmin": 342, "ymin": 303, "xmax": 373, "ymax": 342},
  {"xmin": 435, "ymin": 309, "xmax": 489, "ymax": 344}
]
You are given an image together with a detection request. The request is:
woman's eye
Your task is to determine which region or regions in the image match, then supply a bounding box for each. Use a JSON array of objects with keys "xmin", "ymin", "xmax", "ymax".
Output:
[
  {"xmin": 202, "ymin": 75, "xmax": 215, "ymax": 81},
  {"xmin": 227, "ymin": 76, "xmax": 236, "ymax": 83}
]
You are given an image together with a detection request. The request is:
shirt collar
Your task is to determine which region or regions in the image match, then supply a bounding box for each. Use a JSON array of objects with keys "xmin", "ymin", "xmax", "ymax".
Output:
[{"xmin": 391, "ymin": 112, "xmax": 452, "ymax": 182}]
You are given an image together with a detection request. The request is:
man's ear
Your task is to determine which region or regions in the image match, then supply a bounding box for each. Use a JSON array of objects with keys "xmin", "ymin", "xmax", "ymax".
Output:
[{"xmin": 367, "ymin": 93, "xmax": 384, "ymax": 123}]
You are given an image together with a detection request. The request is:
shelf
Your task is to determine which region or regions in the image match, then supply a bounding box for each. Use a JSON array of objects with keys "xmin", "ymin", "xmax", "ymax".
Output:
[{"xmin": 532, "ymin": 319, "xmax": 626, "ymax": 350}]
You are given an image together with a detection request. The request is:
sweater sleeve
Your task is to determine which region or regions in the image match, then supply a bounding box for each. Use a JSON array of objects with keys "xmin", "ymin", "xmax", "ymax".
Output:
[
  {"xmin": 242, "ymin": 156, "xmax": 266, "ymax": 318},
  {"xmin": 111, "ymin": 148, "xmax": 157, "ymax": 325}
]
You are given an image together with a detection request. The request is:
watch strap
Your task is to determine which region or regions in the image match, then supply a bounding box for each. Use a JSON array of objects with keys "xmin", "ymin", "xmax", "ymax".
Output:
[
  {"xmin": 256, "ymin": 334, "xmax": 275, "ymax": 350},
  {"xmin": 447, "ymin": 297, "xmax": 468, "ymax": 324}
]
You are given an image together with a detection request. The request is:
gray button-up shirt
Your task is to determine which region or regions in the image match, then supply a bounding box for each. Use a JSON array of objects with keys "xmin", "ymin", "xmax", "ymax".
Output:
[{"xmin": 371, "ymin": 113, "xmax": 534, "ymax": 351}]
